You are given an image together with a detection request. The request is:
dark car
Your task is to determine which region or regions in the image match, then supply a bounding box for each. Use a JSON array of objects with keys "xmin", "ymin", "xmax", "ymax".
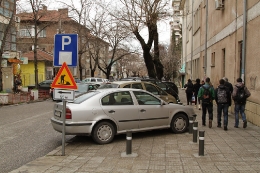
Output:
[
  {"xmin": 50, "ymin": 83, "xmax": 98, "ymax": 101},
  {"xmin": 28, "ymin": 80, "xmax": 53, "ymax": 90}
]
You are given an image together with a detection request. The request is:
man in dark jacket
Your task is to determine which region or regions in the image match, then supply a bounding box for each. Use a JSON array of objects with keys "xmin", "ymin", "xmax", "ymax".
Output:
[
  {"xmin": 215, "ymin": 79, "xmax": 230, "ymax": 130},
  {"xmin": 184, "ymin": 79, "xmax": 193, "ymax": 105},
  {"xmin": 232, "ymin": 78, "xmax": 251, "ymax": 128},
  {"xmin": 198, "ymin": 77, "xmax": 215, "ymax": 128},
  {"xmin": 223, "ymin": 77, "xmax": 233, "ymax": 107}
]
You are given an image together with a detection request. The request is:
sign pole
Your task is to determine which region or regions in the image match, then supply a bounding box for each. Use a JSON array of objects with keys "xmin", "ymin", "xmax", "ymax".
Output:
[{"xmin": 62, "ymin": 98, "xmax": 67, "ymax": 156}]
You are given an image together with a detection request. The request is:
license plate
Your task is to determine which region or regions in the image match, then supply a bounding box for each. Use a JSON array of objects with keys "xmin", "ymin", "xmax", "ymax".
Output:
[{"xmin": 55, "ymin": 111, "xmax": 61, "ymax": 117}]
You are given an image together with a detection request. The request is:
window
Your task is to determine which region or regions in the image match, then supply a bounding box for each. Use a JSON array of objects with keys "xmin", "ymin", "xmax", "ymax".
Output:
[
  {"xmin": 144, "ymin": 83, "xmax": 159, "ymax": 95},
  {"xmin": 101, "ymin": 92, "xmax": 133, "ymax": 106},
  {"xmin": 211, "ymin": 52, "xmax": 215, "ymax": 67},
  {"xmin": 132, "ymin": 83, "xmax": 143, "ymax": 89},
  {"xmin": 38, "ymin": 29, "xmax": 46, "ymax": 37},
  {"xmin": 133, "ymin": 91, "xmax": 160, "ymax": 105},
  {"xmin": 1, "ymin": 0, "xmax": 15, "ymax": 18},
  {"xmin": 123, "ymin": 84, "xmax": 131, "ymax": 88}
]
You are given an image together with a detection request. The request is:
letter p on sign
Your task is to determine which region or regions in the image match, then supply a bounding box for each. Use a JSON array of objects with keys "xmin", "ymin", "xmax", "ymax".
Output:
[{"xmin": 62, "ymin": 36, "xmax": 71, "ymax": 50}]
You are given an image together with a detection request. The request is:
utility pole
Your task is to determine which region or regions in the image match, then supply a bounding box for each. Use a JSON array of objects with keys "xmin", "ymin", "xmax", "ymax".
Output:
[{"xmin": 204, "ymin": 0, "xmax": 208, "ymax": 78}]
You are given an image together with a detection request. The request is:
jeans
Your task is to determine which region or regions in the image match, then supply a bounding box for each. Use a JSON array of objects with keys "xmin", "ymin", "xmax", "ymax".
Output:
[
  {"xmin": 202, "ymin": 103, "xmax": 213, "ymax": 125},
  {"xmin": 217, "ymin": 103, "xmax": 229, "ymax": 126},
  {"xmin": 234, "ymin": 104, "xmax": 246, "ymax": 127}
]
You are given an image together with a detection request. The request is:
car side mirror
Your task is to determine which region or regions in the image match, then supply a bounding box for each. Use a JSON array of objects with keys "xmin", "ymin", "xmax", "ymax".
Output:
[{"xmin": 160, "ymin": 100, "xmax": 165, "ymax": 106}]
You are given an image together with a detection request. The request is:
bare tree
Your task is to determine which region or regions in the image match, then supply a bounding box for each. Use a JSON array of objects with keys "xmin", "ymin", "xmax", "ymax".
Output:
[
  {"xmin": 0, "ymin": 0, "xmax": 16, "ymax": 91},
  {"xmin": 17, "ymin": 0, "xmax": 59, "ymax": 89},
  {"xmin": 113, "ymin": 0, "xmax": 170, "ymax": 80},
  {"xmin": 58, "ymin": 0, "xmax": 93, "ymax": 80}
]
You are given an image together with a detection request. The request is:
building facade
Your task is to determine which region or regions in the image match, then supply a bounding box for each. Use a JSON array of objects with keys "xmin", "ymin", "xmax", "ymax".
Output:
[
  {"xmin": 17, "ymin": 6, "xmax": 109, "ymax": 81},
  {"xmin": 179, "ymin": 0, "xmax": 260, "ymax": 126}
]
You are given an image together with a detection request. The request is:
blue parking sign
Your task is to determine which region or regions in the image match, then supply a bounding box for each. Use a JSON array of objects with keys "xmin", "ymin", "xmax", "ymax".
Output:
[{"xmin": 54, "ymin": 34, "xmax": 78, "ymax": 67}]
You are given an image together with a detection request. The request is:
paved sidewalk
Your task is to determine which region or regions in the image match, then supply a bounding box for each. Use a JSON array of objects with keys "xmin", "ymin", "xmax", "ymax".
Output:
[{"xmin": 10, "ymin": 89, "xmax": 260, "ymax": 173}]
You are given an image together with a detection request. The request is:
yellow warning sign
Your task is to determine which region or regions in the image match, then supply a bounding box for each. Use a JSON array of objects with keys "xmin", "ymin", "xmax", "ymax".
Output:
[{"xmin": 51, "ymin": 62, "xmax": 77, "ymax": 89}]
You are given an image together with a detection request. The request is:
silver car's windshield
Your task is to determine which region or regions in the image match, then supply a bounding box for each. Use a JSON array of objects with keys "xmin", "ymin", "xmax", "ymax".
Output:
[
  {"xmin": 98, "ymin": 84, "xmax": 119, "ymax": 89},
  {"xmin": 73, "ymin": 91, "xmax": 100, "ymax": 104}
]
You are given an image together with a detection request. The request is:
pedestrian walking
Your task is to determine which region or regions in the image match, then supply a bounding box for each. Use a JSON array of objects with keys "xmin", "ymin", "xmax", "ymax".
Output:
[
  {"xmin": 198, "ymin": 77, "xmax": 215, "ymax": 128},
  {"xmin": 184, "ymin": 79, "xmax": 193, "ymax": 105},
  {"xmin": 232, "ymin": 78, "xmax": 251, "ymax": 128},
  {"xmin": 223, "ymin": 77, "xmax": 233, "ymax": 108},
  {"xmin": 193, "ymin": 78, "xmax": 201, "ymax": 110},
  {"xmin": 13, "ymin": 76, "xmax": 22, "ymax": 94},
  {"xmin": 215, "ymin": 79, "xmax": 230, "ymax": 131}
]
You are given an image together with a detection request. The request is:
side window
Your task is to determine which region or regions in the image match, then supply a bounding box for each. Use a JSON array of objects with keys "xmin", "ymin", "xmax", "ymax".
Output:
[
  {"xmin": 132, "ymin": 83, "xmax": 143, "ymax": 89},
  {"xmin": 123, "ymin": 84, "xmax": 131, "ymax": 88},
  {"xmin": 101, "ymin": 91, "xmax": 133, "ymax": 106},
  {"xmin": 133, "ymin": 91, "xmax": 161, "ymax": 105},
  {"xmin": 144, "ymin": 83, "xmax": 159, "ymax": 95},
  {"xmin": 91, "ymin": 79, "xmax": 95, "ymax": 82}
]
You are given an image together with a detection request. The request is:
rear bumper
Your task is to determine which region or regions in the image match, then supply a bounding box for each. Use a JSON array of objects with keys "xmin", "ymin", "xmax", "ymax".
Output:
[{"xmin": 50, "ymin": 117, "xmax": 95, "ymax": 135}]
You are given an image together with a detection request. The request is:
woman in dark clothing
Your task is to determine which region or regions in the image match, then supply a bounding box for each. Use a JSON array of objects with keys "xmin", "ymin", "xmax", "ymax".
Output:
[
  {"xmin": 193, "ymin": 78, "xmax": 202, "ymax": 109},
  {"xmin": 184, "ymin": 79, "xmax": 194, "ymax": 105}
]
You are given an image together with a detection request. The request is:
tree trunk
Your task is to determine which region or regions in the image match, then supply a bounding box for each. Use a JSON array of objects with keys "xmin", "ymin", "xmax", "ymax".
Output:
[
  {"xmin": 143, "ymin": 48, "xmax": 156, "ymax": 78},
  {"xmin": 78, "ymin": 53, "xmax": 83, "ymax": 80},
  {"xmin": 153, "ymin": 24, "xmax": 164, "ymax": 80}
]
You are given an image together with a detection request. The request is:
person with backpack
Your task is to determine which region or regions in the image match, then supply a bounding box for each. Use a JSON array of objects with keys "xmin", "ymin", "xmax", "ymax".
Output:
[
  {"xmin": 232, "ymin": 78, "xmax": 251, "ymax": 128},
  {"xmin": 198, "ymin": 77, "xmax": 215, "ymax": 128},
  {"xmin": 223, "ymin": 77, "xmax": 233, "ymax": 108},
  {"xmin": 215, "ymin": 79, "xmax": 230, "ymax": 131},
  {"xmin": 184, "ymin": 79, "xmax": 194, "ymax": 105}
]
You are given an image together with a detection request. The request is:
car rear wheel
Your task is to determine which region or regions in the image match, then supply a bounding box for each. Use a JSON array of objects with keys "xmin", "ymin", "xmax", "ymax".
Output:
[
  {"xmin": 170, "ymin": 113, "xmax": 188, "ymax": 133},
  {"xmin": 92, "ymin": 121, "xmax": 115, "ymax": 144}
]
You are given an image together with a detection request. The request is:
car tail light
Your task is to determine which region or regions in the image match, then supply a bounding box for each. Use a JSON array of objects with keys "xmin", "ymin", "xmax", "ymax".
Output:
[{"xmin": 66, "ymin": 108, "xmax": 72, "ymax": 119}]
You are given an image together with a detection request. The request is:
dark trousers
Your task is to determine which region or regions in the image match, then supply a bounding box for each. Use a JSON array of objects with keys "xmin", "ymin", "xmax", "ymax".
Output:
[
  {"xmin": 217, "ymin": 103, "xmax": 229, "ymax": 126},
  {"xmin": 202, "ymin": 103, "xmax": 213, "ymax": 125},
  {"xmin": 186, "ymin": 92, "xmax": 193, "ymax": 105}
]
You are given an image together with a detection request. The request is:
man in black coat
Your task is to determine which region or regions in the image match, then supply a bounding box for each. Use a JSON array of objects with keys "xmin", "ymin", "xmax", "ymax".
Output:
[{"xmin": 223, "ymin": 77, "xmax": 233, "ymax": 107}]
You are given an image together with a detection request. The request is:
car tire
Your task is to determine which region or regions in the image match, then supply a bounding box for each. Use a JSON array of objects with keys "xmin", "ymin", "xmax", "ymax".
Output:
[
  {"xmin": 170, "ymin": 113, "xmax": 188, "ymax": 133},
  {"xmin": 92, "ymin": 121, "xmax": 115, "ymax": 144}
]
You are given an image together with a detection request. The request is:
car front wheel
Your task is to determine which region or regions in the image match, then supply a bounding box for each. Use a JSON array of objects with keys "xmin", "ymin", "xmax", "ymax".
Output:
[
  {"xmin": 92, "ymin": 121, "xmax": 115, "ymax": 144},
  {"xmin": 170, "ymin": 113, "xmax": 188, "ymax": 133}
]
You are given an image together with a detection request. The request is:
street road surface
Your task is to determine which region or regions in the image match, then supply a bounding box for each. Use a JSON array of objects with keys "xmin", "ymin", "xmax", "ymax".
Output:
[{"xmin": 0, "ymin": 100, "xmax": 74, "ymax": 173}]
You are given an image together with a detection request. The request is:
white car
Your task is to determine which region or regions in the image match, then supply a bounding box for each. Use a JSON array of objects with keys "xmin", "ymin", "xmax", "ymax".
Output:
[
  {"xmin": 51, "ymin": 88, "xmax": 196, "ymax": 144},
  {"xmin": 81, "ymin": 77, "xmax": 107, "ymax": 86}
]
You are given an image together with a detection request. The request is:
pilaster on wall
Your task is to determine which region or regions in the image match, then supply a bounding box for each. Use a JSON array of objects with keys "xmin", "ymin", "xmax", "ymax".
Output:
[{"xmin": 246, "ymin": 101, "xmax": 260, "ymax": 127}]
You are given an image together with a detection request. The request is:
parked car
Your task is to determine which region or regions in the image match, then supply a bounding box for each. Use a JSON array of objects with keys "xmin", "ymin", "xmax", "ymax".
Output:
[
  {"xmin": 98, "ymin": 81, "xmax": 177, "ymax": 104},
  {"xmin": 118, "ymin": 77, "xmax": 180, "ymax": 103},
  {"xmin": 28, "ymin": 80, "xmax": 53, "ymax": 90},
  {"xmin": 50, "ymin": 83, "xmax": 98, "ymax": 101},
  {"xmin": 51, "ymin": 88, "xmax": 197, "ymax": 144},
  {"xmin": 81, "ymin": 77, "xmax": 107, "ymax": 86},
  {"xmin": 156, "ymin": 82, "xmax": 181, "ymax": 104}
]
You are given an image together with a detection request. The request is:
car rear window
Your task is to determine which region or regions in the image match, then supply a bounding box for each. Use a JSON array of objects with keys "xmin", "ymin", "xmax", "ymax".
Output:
[{"xmin": 73, "ymin": 91, "xmax": 100, "ymax": 104}]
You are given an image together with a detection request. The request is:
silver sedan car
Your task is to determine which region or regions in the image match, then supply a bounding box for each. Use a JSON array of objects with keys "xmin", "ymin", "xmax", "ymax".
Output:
[{"xmin": 51, "ymin": 88, "xmax": 196, "ymax": 144}]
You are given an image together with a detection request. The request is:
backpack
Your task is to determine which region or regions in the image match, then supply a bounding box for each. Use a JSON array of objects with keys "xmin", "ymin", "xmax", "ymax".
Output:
[
  {"xmin": 217, "ymin": 87, "xmax": 227, "ymax": 103},
  {"xmin": 235, "ymin": 86, "xmax": 246, "ymax": 104},
  {"xmin": 202, "ymin": 86, "xmax": 212, "ymax": 104}
]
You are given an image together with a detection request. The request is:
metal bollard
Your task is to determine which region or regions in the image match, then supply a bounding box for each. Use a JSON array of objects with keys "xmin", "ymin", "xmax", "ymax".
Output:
[
  {"xmin": 193, "ymin": 122, "xmax": 198, "ymax": 143},
  {"xmin": 189, "ymin": 117, "xmax": 193, "ymax": 134},
  {"xmin": 199, "ymin": 131, "xmax": 205, "ymax": 156},
  {"xmin": 126, "ymin": 131, "xmax": 132, "ymax": 155}
]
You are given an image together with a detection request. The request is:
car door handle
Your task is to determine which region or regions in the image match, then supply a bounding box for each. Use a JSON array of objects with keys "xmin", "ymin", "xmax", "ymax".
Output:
[
  {"xmin": 108, "ymin": 110, "xmax": 115, "ymax": 113},
  {"xmin": 140, "ymin": 109, "xmax": 146, "ymax": 113}
]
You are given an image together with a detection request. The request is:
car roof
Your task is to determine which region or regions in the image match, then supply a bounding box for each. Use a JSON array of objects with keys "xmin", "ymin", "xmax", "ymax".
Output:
[{"xmin": 105, "ymin": 81, "xmax": 155, "ymax": 85}]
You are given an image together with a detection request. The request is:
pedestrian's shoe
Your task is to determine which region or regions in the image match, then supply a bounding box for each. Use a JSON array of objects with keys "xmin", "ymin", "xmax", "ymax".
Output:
[
  {"xmin": 198, "ymin": 105, "xmax": 201, "ymax": 110},
  {"xmin": 202, "ymin": 123, "xmax": 206, "ymax": 126},
  {"xmin": 243, "ymin": 121, "xmax": 247, "ymax": 128},
  {"xmin": 217, "ymin": 124, "xmax": 221, "ymax": 128},
  {"xmin": 224, "ymin": 126, "xmax": 228, "ymax": 131},
  {"xmin": 209, "ymin": 120, "xmax": 212, "ymax": 128},
  {"xmin": 234, "ymin": 126, "xmax": 238, "ymax": 128}
]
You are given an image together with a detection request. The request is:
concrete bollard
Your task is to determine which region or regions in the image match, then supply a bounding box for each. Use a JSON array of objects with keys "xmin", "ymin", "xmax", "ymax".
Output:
[
  {"xmin": 199, "ymin": 131, "xmax": 205, "ymax": 156},
  {"xmin": 126, "ymin": 131, "xmax": 132, "ymax": 155},
  {"xmin": 189, "ymin": 117, "xmax": 193, "ymax": 134},
  {"xmin": 193, "ymin": 122, "xmax": 198, "ymax": 143}
]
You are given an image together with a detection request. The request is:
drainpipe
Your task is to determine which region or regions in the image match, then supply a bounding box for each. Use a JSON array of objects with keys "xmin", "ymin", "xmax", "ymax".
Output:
[
  {"xmin": 241, "ymin": 0, "xmax": 247, "ymax": 83},
  {"xmin": 204, "ymin": 0, "xmax": 208, "ymax": 78},
  {"xmin": 190, "ymin": 0, "xmax": 194, "ymax": 80}
]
